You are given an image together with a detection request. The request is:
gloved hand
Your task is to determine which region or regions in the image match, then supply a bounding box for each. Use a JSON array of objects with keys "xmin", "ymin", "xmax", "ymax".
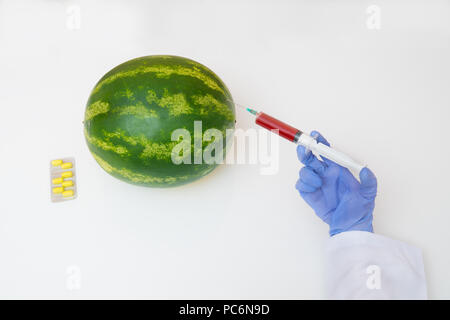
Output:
[{"xmin": 295, "ymin": 131, "xmax": 377, "ymax": 236}]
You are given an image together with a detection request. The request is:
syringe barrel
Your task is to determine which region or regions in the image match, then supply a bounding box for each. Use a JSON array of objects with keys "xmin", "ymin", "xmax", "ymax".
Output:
[
  {"xmin": 253, "ymin": 111, "xmax": 365, "ymax": 173},
  {"xmin": 255, "ymin": 112, "xmax": 302, "ymax": 142}
]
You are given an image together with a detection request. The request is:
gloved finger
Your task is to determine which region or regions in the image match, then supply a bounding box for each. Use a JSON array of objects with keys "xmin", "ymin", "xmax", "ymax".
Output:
[
  {"xmin": 359, "ymin": 167, "xmax": 377, "ymax": 200},
  {"xmin": 296, "ymin": 144, "xmax": 326, "ymax": 174},
  {"xmin": 299, "ymin": 167, "xmax": 322, "ymax": 188},
  {"xmin": 310, "ymin": 130, "xmax": 330, "ymax": 147},
  {"xmin": 304, "ymin": 131, "xmax": 320, "ymax": 157},
  {"xmin": 295, "ymin": 179, "xmax": 318, "ymax": 193},
  {"xmin": 309, "ymin": 130, "xmax": 342, "ymax": 167}
]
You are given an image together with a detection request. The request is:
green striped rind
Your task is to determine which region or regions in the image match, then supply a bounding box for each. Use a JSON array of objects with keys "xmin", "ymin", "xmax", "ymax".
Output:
[{"xmin": 84, "ymin": 55, "xmax": 235, "ymax": 187}]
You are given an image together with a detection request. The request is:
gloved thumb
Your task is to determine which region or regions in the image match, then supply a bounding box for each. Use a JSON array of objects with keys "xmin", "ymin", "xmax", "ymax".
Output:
[{"xmin": 359, "ymin": 167, "xmax": 377, "ymax": 200}]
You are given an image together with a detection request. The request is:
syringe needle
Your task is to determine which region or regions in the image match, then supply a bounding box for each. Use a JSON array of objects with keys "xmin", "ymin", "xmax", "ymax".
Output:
[
  {"xmin": 226, "ymin": 98, "xmax": 259, "ymax": 115},
  {"xmin": 246, "ymin": 108, "xmax": 258, "ymax": 115}
]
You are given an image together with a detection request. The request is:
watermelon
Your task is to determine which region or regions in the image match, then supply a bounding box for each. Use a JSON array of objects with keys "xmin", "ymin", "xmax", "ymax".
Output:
[{"xmin": 84, "ymin": 55, "xmax": 235, "ymax": 187}]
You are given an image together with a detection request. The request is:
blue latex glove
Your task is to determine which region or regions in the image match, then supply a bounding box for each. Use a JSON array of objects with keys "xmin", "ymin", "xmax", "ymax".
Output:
[{"xmin": 295, "ymin": 131, "xmax": 377, "ymax": 236}]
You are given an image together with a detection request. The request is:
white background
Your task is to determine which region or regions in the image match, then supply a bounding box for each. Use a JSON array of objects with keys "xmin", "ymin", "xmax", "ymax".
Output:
[{"xmin": 0, "ymin": 0, "xmax": 449, "ymax": 299}]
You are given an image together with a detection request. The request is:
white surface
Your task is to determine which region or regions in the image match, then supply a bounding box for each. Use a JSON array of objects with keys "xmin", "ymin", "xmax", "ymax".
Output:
[{"xmin": 0, "ymin": 0, "xmax": 449, "ymax": 299}]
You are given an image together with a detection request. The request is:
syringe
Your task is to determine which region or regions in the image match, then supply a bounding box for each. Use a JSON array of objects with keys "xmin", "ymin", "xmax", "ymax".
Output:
[{"xmin": 245, "ymin": 107, "xmax": 365, "ymax": 173}]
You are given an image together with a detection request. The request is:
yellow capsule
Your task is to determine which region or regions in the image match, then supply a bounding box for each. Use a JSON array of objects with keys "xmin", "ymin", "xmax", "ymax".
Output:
[
  {"xmin": 61, "ymin": 180, "xmax": 74, "ymax": 187},
  {"xmin": 61, "ymin": 162, "xmax": 72, "ymax": 169},
  {"xmin": 52, "ymin": 177, "xmax": 64, "ymax": 185},
  {"xmin": 51, "ymin": 159, "xmax": 63, "ymax": 166},
  {"xmin": 61, "ymin": 171, "xmax": 73, "ymax": 178},
  {"xmin": 52, "ymin": 187, "xmax": 64, "ymax": 194},
  {"xmin": 62, "ymin": 190, "xmax": 74, "ymax": 197}
]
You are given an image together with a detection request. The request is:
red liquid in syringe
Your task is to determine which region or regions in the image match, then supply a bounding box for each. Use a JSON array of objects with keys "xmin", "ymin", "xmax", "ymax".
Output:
[{"xmin": 255, "ymin": 112, "xmax": 302, "ymax": 142}]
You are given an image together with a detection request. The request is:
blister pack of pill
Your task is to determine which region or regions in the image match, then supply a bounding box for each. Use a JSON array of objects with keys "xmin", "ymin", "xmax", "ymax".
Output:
[{"xmin": 50, "ymin": 157, "xmax": 77, "ymax": 202}]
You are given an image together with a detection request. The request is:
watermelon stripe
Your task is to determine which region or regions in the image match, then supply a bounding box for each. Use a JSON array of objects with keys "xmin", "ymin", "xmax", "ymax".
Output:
[
  {"xmin": 86, "ymin": 91, "xmax": 233, "ymax": 122},
  {"xmin": 86, "ymin": 127, "xmax": 181, "ymax": 161},
  {"xmin": 191, "ymin": 94, "xmax": 234, "ymax": 122},
  {"xmin": 157, "ymin": 89, "xmax": 193, "ymax": 116},
  {"xmin": 112, "ymin": 101, "xmax": 158, "ymax": 119},
  {"xmin": 85, "ymin": 101, "xmax": 110, "ymax": 120},
  {"xmin": 91, "ymin": 152, "xmax": 188, "ymax": 185},
  {"xmin": 102, "ymin": 129, "xmax": 140, "ymax": 146},
  {"xmin": 84, "ymin": 128, "xmax": 129, "ymax": 156},
  {"xmin": 92, "ymin": 64, "xmax": 225, "ymax": 96}
]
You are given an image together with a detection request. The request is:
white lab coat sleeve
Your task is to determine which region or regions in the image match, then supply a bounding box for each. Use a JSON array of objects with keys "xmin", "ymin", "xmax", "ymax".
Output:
[{"xmin": 325, "ymin": 231, "xmax": 427, "ymax": 299}]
